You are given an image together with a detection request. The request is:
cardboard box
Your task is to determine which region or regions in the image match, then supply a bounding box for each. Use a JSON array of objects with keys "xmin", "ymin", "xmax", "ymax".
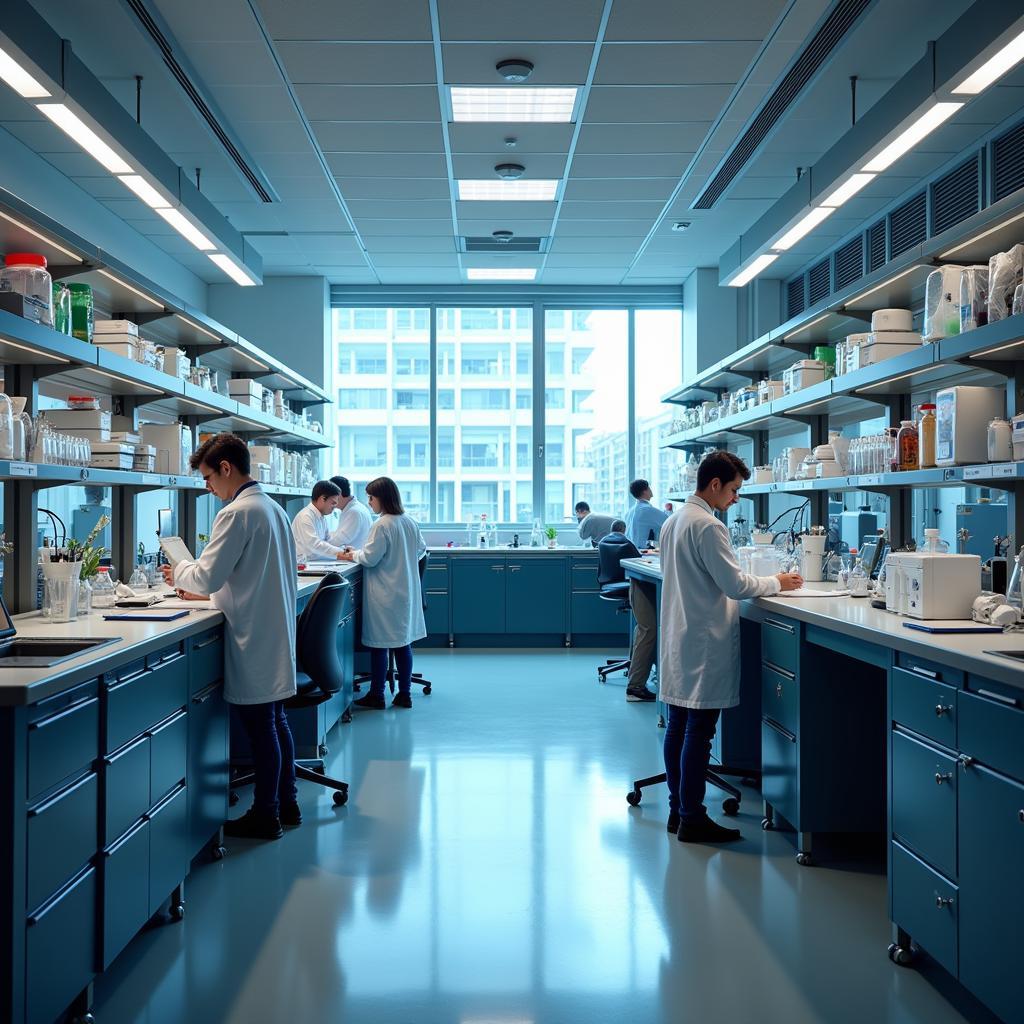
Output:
[
  {"xmin": 228, "ymin": 378, "xmax": 262, "ymax": 400},
  {"xmin": 110, "ymin": 431, "xmax": 142, "ymax": 445},
  {"xmin": 89, "ymin": 452, "xmax": 134, "ymax": 471},
  {"xmin": 160, "ymin": 348, "xmax": 190, "ymax": 379},
  {"xmin": 92, "ymin": 337, "xmax": 140, "ymax": 361},
  {"xmin": 133, "ymin": 444, "xmax": 156, "ymax": 473},
  {"xmin": 94, "ymin": 319, "xmax": 139, "ymax": 337},
  {"xmin": 141, "ymin": 423, "xmax": 193, "ymax": 475},
  {"xmin": 43, "ymin": 410, "xmax": 111, "ymax": 437}
]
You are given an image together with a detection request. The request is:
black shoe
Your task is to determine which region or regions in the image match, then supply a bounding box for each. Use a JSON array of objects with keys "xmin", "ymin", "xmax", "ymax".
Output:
[
  {"xmin": 677, "ymin": 816, "xmax": 742, "ymax": 844},
  {"xmin": 223, "ymin": 807, "xmax": 283, "ymax": 840},
  {"xmin": 392, "ymin": 692, "xmax": 412, "ymax": 709},
  {"xmin": 279, "ymin": 802, "xmax": 302, "ymax": 828},
  {"xmin": 354, "ymin": 693, "xmax": 386, "ymax": 710},
  {"xmin": 667, "ymin": 812, "xmax": 680, "ymax": 833},
  {"xmin": 626, "ymin": 688, "xmax": 656, "ymax": 702}
]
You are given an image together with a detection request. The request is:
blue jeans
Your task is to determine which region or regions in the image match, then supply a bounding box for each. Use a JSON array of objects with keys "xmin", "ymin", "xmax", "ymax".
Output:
[
  {"xmin": 664, "ymin": 705, "xmax": 722, "ymax": 824},
  {"xmin": 369, "ymin": 644, "xmax": 413, "ymax": 697},
  {"xmin": 234, "ymin": 701, "xmax": 297, "ymax": 819}
]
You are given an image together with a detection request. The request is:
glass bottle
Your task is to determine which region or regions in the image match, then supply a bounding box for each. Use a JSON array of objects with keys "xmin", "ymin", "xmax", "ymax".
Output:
[
  {"xmin": 918, "ymin": 403, "xmax": 937, "ymax": 468},
  {"xmin": 837, "ymin": 550, "xmax": 853, "ymax": 589},
  {"xmin": 849, "ymin": 557, "xmax": 869, "ymax": 597},
  {"xmin": 896, "ymin": 419, "xmax": 918, "ymax": 471},
  {"xmin": 77, "ymin": 577, "xmax": 92, "ymax": 616},
  {"xmin": 478, "ymin": 513, "xmax": 488, "ymax": 548},
  {"xmin": 128, "ymin": 564, "xmax": 149, "ymax": 591},
  {"xmin": 530, "ymin": 519, "xmax": 543, "ymax": 547},
  {"xmin": 91, "ymin": 567, "xmax": 116, "ymax": 608},
  {"xmin": 465, "ymin": 515, "xmax": 475, "ymax": 548}
]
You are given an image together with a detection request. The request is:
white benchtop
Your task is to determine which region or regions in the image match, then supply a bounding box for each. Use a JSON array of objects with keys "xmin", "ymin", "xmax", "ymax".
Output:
[{"xmin": 427, "ymin": 545, "xmax": 599, "ymax": 555}]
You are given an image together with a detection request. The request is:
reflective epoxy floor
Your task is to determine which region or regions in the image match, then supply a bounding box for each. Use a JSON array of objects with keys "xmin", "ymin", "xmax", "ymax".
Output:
[{"xmin": 93, "ymin": 650, "xmax": 983, "ymax": 1024}]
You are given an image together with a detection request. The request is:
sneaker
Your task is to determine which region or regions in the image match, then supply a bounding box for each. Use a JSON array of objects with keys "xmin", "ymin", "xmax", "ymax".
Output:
[
  {"xmin": 392, "ymin": 692, "xmax": 412, "ymax": 709},
  {"xmin": 279, "ymin": 802, "xmax": 303, "ymax": 828},
  {"xmin": 677, "ymin": 816, "xmax": 742, "ymax": 844},
  {"xmin": 223, "ymin": 807, "xmax": 283, "ymax": 840},
  {"xmin": 354, "ymin": 693, "xmax": 386, "ymax": 710},
  {"xmin": 626, "ymin": 688, "xmax": 656, "ymax": 702},
  {"xmin": 667, "ymin": 812, "xmax": 679, "ymax": 833}
]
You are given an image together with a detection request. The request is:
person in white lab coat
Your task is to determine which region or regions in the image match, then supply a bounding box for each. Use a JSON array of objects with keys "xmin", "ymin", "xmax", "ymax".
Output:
[
  {"xmin": 291, "ymin": 480, "xmax": 346, "ymax": 562},
  {"xmin": 328, "ymin": 475, "xmax": 374, "ymax": 550},
  {"xmin": 659, "ymin": 450, "xmax": 802, "ymax": 844},
  {"xmin": 339, "ymin": 477, "xmax": 426, "ymax": 710},
  {"xmin": 161, "ymin": 433, "xmax": 299, "ymax": 841}
]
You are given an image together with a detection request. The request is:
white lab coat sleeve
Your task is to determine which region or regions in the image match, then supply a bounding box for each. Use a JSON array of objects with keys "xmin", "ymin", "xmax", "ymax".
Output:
[
  {"xmin": 173, "ymin": 511, "xmax": 246, "ymax": 596},
  {"xmin": 698, "ymin": 521, "xmax": 782, "ymax": 600},
  {"xmin": 417, "ymin": 526, "xmax": 427, "ymax": 559},
  {"xmin": 292, "ymin": 507, "xmax": 341, "ymax": 560},
  {"xmin": 352, "ymin": 520, "xmax": 388, "ymax": 567}
]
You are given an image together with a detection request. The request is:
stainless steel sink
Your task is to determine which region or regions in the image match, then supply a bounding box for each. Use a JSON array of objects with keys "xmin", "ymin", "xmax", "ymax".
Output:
[
  {"xmin": 0, "ymin": 637, "xmax": 119, "ymax": 667},
  {"xmin": 982, "ymin": 650, "xmax": 1024, "ymax": 663}
]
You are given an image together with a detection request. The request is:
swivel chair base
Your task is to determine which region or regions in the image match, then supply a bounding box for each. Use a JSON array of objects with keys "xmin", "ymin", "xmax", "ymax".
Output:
[
  {"xmin": 597, "ymin": 656, "xmax": 630, "ymax": 683},
  {"xmin": 354, "ymin": 646, "xmax": 433, "ymax": 695},
  {"xmin": 231, "ymin": 759, "xmax": 349, "ymax": 807},
  {"xmin": 625, "ymin": 766, "xmax": 760, "ymax": 818}
]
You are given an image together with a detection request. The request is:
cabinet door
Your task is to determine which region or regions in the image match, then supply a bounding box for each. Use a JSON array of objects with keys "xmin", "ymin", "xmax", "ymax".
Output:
[
  {"xmin": 451, "ymin": 558, "xmax": 506, "ymax": 633},
  {"xmin": 424, "ymin": 590, "xmax": 450, "ymax": 636},
  {"xmin": 187, "ymin": 684, "xmax": 228, "ymax": 859},
  {"xmin": 148, "ymin": 784, "xmax": 188, "ymax": 916},
  {"xmin": 958, "ymin": 762, "xmax": 1024, "ymax": 1024},
  {"xmin": 507, "ymin": 559, "xmax": 566, "ymax": 634}
]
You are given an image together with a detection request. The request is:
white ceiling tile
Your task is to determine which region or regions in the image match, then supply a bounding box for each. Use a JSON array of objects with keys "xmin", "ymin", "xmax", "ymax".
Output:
[
  {"xmin": 326, "ymin": 153, "xmax": 450, "ymax": 178},
  {"xmin": 335, "ymin": 178, "xmax": 452, "ymax": 200},
  {"xmin": 562, "ymin": 178, "xmax": 677, "ymax": 202},
  {"xmin": 378, "ymin": 270, "xmax": 464, "ymax": 284},
  {"xmin": 548, "ymin": 238, "xmax": 642, "ymax": 255},
  {"xmin": 312, "ymin": 122, "xmax": 446, "ymax": 152},
  {"xmin": 571, "ymin": 153, "xmax": 692, "ymax": 178},
  {"xmin": 585, "ymin": 85, "xmax": 734, "ymax": 122},
  {"xmin": 455, "ymin": 200, "xmax": 557, "ymax": 222},
  {"xmin": 258, "ymin": 0, "xmax": 433, "ymax": 41},
  {"xmin": 295, "ymin": 86, "xmax": 440, "ymax": 122},
  {"xmin": 237, "ymin": 121, "xmax": 319, "ymax": 153},
  {"xmin": 178, "ymin": 41, "xmax": 281, "ymax": 85},
  {"xmin": 355, "ymin": 218, "xmax": 456, "ymax": 236},
  {"xmin": 209, "ymin": 85, "xmax": 299, "ymax": 123},
  {"xmin": 458, "ymin": 219, "xmax": 553, "ymax": 236},
  {"xmin": 451, "ymin": 154, "xmax": 567, "ymax": 178},
  {"xmin": 437, "ymin": 0, "xmax": 605, "ymax": 41},
  {"xmin": 604, "ymin": 0, "xmax": 788, "ymax": 41},
  {"xmin": 542, "ymin": 270, "xmax": 627, "ymax": 284},
  {"xmin": 270, "ymin": 176, "xmax": 339, "ymax": 201},
  {"xmin": 285, "ymin": 232, "xmax": 362, "ymax": 253},
  {"xmin": 575, "ymin": 122, "xmax": 710, "ymax": 153},
  {"xmin": 279, "ymin": 42, "xmax": 437, "ymax": 86},
  {"xmin": 371, "ymin": 253, "xmax": 461, "ymax": 267},
  {"xmin": 318, "ymin": 267, "xmax": 380, "ymax": 282},
  {"xmin": 555, "ymin": 219, "xmax": 654, "ymax": 237},
  {"xmin": 596, "ymin": 42, "xmax": 760, "ymax": 85},
  {"xmin": 448, "ymin": 123, "xmax": 574, "ymax": 154},
  {"xmin": 347, "ymin": 199, "xmax": 455, "ymax": 219},
  {"xmin": 559, "ymin": 200, "xmax": 667, "ymax": 220},
  {"xmin": 364, "ymin": 237, "xmax": 458, "ymax": 253},
  {"xmin": 441, "ymin": 43, "xmax": 593, "ymax": 85}
]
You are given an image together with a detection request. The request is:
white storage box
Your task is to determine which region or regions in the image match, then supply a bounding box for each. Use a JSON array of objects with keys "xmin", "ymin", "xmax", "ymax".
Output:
[
  {"xmin": 870, "ymin": 308, "xmax": 912, "ymax": 332},
  {"xmin": 43, "ymin": 410, "xmax": 111, "ymax": 439},
  {"xmin": 852, "ymin": 333, "xmax": 921, "ymax": 369},
  {"xmin": 90, "ymin": 443, "xmax": 134, "ymax": 471},
  {"xmin": 923, "ymin": 266, "xmax": 963, "ymax": 341},
  {"xmin": 132, "ymin": 444, "xmax": 156, "ymax": 472},
  {"xmin": 92, "ymin": 336, "xmax": 141, "ymax": 361},
  {"xmin": 783, "ymin": 360, "xmax": 827, "ymax": 394},
  {"xmin": 110, "ymin": 431, "xmax": 142, "ymax": 445},
  {"xmin": 141, "ymin": 423, "xmax": 193, "ymax": 476},
  {"xmin": 228, "ymin": 378, "xmax": 262, "ymax": 399},
  {"xmin": 935, "ymin": 386, "xmax": 1004, "ymax": 466},
  {"xmin": 94, "ymin": 319, "xmax": 139, "ymax": 337},
  {"xmin": 159, "ymin": 347, "xmax": 190, "ymax": 379},
  {"xmin": 815, "ymin": 461, "xmax": 844, "ymax": 478}
]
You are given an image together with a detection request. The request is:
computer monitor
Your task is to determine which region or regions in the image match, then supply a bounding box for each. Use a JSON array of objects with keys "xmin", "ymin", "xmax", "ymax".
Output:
[{"xmin": 157, "ymin": 508, "xmax": 175, "ymax": 539}]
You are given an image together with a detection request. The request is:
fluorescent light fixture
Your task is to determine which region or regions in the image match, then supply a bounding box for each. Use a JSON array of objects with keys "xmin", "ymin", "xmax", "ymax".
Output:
[
  {"xmin": 725, "ymin": 253, "xmax": 778, "ymax": 288},
  {"xmin": 155, "ymin": 206, "xmax": 215, "ymax": 251},
  {"xmin": 862, "ymin": 102, "xmax": 963, "ymax": 173},
  {"xmin": 773, "ymin": 206, "xmax": 836, "ymax": 251},
  {"xmin": 973, "ymin": 339, "xmax": 1024, "ymax": 358},
  {"xmin": 227, "ymin": 346, "xmax": 271, "ymax": 371},
  {"xmin": 466, "ymin": 267, "xmax": 537, "ymax": 281},
  {"xmin": 0, "ymin": 210, "xmax": 81, "ymax": 261},
  {"xmin": 450, "ymin": 86, "xmax": 578, "ymax": 123},
  {"xmin": 940, "ymin": 210, "xmax": 1024, "ymax": 257},
  {"xmin": 208, "ymin": 253, "xmax": 260, "ymax": 286},
  {"xmin": 821, "ymin": 173, "xmax": 876, "ymax": 208},
  {"xmin": 457, "ymin": 179, "xmax": 559, "ymax": 201},
  {"xmin": 96, "ymin": 269, "xmax": 164, "ymax": 309},
  {"xmin": 784, "ymin": 313, "xmax": 831, "ymax": 340},
  {"xmin": 785, "ymin": 397, "xmax": 832, "ymax": 413},
  {"xmin": 174, "ymin": 314, "xmax": 220, "ymax": 341},
  {"xmin": 857, "ymin": 366, "xmax": 947, "ymax": 392},
  {"xmin": 953, "ymin": 27, "xmax": 1024, "ymax": 94},
  {"xmin": 118, "ymin": 174, "xmax": 170, "ymax": 209},
  {"xmin": 37, "ymin": 103, "xmax": 133, "ymax": 174},
  {"xmin": 845, "ymin": 265, "xmax": 923, "ymax": 306},
  {"xmin": 0, "ymin": 337, "xmax": 69, "ymax": 362},
  {"xmin": 90, "ymin": 368, "xmax": 162, "ymax": 394},
  {"xmin": 179, "ymin": 396, "xmax": 222, "ymax": 413},
  {"xmin": 0, "ymin": 44, "xmax": 50, "ymax": 98}
]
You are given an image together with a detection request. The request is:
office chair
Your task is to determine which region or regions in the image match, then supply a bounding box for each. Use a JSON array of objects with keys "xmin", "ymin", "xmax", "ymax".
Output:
[
  {"xmin": 230, "ymin": 572, "xmax": 351, "ymax": 807},
  {"xmin": 626, "ymin": 764, "xmax": 755, "ymax": 818},
  {"xmin": 596, "ymin": 533, "xmax": 641, "ymax": 683},
  {"xmin": 353, "ymin": 552, "xmax": 433, "ymax": 695}
]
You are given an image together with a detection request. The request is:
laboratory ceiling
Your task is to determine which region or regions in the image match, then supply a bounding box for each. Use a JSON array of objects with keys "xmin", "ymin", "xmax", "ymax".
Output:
[{"xmin": 5, "ymin": 0, "xmax": 1016, "ymax": 287}]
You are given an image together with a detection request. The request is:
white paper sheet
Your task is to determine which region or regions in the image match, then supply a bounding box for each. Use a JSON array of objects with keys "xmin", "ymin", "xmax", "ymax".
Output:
[{"xmin": 777, "ymin": 588, "xmax": 850, "ymax": 599}]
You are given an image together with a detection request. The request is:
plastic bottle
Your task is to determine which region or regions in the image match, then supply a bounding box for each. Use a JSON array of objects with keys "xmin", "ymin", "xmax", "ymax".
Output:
[
  {"xmin": 849, "ymin": 556, "xmax": 869, "ymax": 597},
  {"xmin": 91, "ymin": 567, "xmax": 115, "ymax": 608},
  {"xmin": 896, "ymin": 419, "xmax": 918, "ymax": 471},
  {"xmin": 129, "ymin": 565, "xmax": 149, "ymax": 591},
  {"xmin": 0, "ymin": 253, "xmax": 54, "ymax": 326},
  {"xmin": 684, "ymin": 453, "xmax": 699, "ymax": 491},
  {"xmin": 466, "ymin": 516, "xmax": 475, "ymax": 548},
  {"xmin": 922, "ymin": 528, "xmax": 948, "ymax": 554},
  {"xmin": 837, "ymin": 550, "xmax": 853, "ymax": 589},
  {"xmin": 478, "ymin": 513, "xmax": 488, "ymax": 548},
  {"xmin": 918, "ymin": 404, "xmax": 936, "ymax": 468},
  {"xmin": 530, "ymin": 519, "xmax": 543, "ymax": 547}
]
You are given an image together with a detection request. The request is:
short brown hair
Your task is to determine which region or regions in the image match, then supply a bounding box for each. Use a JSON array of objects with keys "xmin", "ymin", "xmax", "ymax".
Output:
[
  {"xmin": 190, "ymin": 432, "xmax": 250, "ymax": 475},
  {"xmin": 365, "ymin": 476, "xmax": 404, "ymax": 515},
  {"xmin": 696, "ymin": 450, "xmax": 749, "ymax": 491}
]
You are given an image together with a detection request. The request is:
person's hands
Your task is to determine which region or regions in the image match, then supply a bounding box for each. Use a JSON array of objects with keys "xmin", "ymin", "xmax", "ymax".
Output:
[
  {"xmin": 776, "ymin": 572, "xmax": 803, "ymax": 592},
  {"xmin": 175, "ymin": 589, "xmax": 208, "ymax": 602},
  {"xmin": 338, "ymin": 549, "xmax": 355, "ymax": 562},
  {"xmin": 160, "ymin": 564, "xmax": 174, "ymax": 586}
]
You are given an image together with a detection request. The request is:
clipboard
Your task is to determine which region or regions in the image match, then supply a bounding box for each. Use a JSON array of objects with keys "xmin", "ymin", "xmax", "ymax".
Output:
[
  {"xmin": 103, "ymin": 609, "xmax": 190, "ymax": 622},
  {"xmin": 903, "ymin": 621, "xmax": 1003, "ymax": 634},
  {"xmin": 158, "ymin": 536, "xmax": 194, "ymax": 566}
]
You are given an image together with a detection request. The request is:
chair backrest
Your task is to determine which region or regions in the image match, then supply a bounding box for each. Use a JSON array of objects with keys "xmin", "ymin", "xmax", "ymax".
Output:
[
  {"xmin": 418, "ymin": 551, "xmax": 429, "ymax": 611},
  {"xmin": 295, "ymin": 572, "xmax": 349, "ymax": 695},
  {"xmin": 597, "ymin": 533, "xmax": 642, "ymax": 586}
]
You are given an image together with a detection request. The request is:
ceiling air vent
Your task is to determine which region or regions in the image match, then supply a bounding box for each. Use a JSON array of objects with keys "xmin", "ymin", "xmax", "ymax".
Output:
[
  {"xmin": 889, "ymin": 191, "xmax": 926, "ymax": 258},
  {"xmin": 460, "ymin": 236, "xmax": 546, "ymax": 253},
  {"xmin": 692, "ymin": 0, "xmax": 871, "ymax": 210},
  {"xmin": 992, "ymin": 117, "xmax": 1024, "ymax": 204},
  {"xmin": 867, "ymin": 219, "xmax": 887, "ymax": 273},
  {"xmin": 808, "ymin": 258, "xmax": 831, "ymax": 306},
  {"xmin": 931, "ymin": 153, "xmax": 982, "ymax": 236},
  {"xmin": 786, "ymin": 276, "xmax": 806, "ymax": 320},
  {"xmin": 834, "ymin": 235, "xmax": 864, "ymax": 291}
]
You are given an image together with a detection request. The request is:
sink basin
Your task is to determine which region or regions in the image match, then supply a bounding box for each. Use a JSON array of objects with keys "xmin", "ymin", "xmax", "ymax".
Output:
[
  {"xmin": 982, "ymin": 650, "xmax": 1024, "ymax": 663},
  {"xmin": 0, "ymin": 636, "xmax": 119, "ymax": 667}
]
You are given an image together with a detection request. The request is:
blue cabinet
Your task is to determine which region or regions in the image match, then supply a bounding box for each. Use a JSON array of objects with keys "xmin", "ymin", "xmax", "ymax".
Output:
[
  {"xmin": 187, "ymin": 683, "xmax": 228, "ymax": 858},
  {"xmin": 451, "ymin": 558, "xmax": 506, "ymax": 633},
  {"xmin": 507, "ymin": 559, "xmax": 566, "ymax": 634}
]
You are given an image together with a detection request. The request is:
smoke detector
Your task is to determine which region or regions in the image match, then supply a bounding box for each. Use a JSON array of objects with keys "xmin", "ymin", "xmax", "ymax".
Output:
[
  {"xmin": 496, "ymin": 59, "xmax": 534, "ymax": 83},
  {"xmin": 672, "ymin": 221, "xmax": 692, "ymax": 232},
  {"xmin": 492, "ymin": 230, "xmax": 515, "ymax": 243},
  {"xmin": 494, "ymin": 163, "xmax": 525, "ymax": 180}
]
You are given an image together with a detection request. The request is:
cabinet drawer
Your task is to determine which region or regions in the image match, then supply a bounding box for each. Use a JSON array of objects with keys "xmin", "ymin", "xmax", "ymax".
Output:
[
  {"xmin": 101, "ymin": 818, "xmax": 149, "ymax": 970},
  {"xmin": 762, "ymin": 662, "xmax": 798, "ymax": 737},
  {"xmin": 26, "ymin": 771, "xmax": 98, "ymax": 912},
  {"xmin": 104, "ymin": 735, "xmax": 150, "ymax": 846},
  {"xmin": 189, "ymin": 628, "xmax": 224, "ymax": 694},
  {"xmin": 761, "ymin": 717, "xmax": 798, "ymax": 827},
  {"xmin": 27, "ymin": 684, "xmax": 99, "ymax": 801},
  {"xmin": 891, "ymin": 842, "xmax": 958, "ymax": 976},
  {"xmin": 959, "ymin": 683, "xmax": 1024, "ymax": 782},
  {"xmin": 891, "ymin": 731, "xmax": 957, "ymax": 879},
  {"xmin": 147, "ymin": 784, "xmax": 188, "ymax": 916},
  {"xmin": 895, "ymin": 652, "xmax": 964, "ymax": 686},
  {"xmin": 424, "ymin": 590, "xmax": 449, "ymax": 635},
  {"xmin": 106, "ymin": 650, "xmax": 188, "ymax": 752},
  {"xmin": 891, "ymin": 667, "xmax": 957, "ymax": 748},
  {"xmin": 26, "ymin": 865, "xmax": 96, "ymax": 1024},
  {"xmin": 761, "ymin": 616, "xmax": 798, "ymax": 674},
  {"xmin": 149, "ymin": 710, "xmax": 187, "ymax": 806},
  {"xmin": 424, "ymin": 562, "xmax": 449, "ymax": 588},
  {"xmin": 187, "ymin": 683, "xmax": 228, "ymax": 857},
  {"xmin": 571, "ymin": 563, "xmax": 600, "ymax": 592}
]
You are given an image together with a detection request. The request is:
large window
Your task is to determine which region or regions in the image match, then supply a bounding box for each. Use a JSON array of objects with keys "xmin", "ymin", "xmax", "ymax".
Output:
[{"xmin": 332, "ymin": 303, "xmax": 680, "ymax": 524}]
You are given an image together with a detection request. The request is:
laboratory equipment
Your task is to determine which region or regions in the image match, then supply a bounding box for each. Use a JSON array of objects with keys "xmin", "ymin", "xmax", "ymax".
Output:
[
  {"xmin": 839, "ymin": 507, "xmax": 878, "ymax": 550},
  {"xmin": 782, "ymin": 359, "xmax": 828, "ymax": 394},
  {"xmin": 91, "ymin": 568, "xmax": 116, "ymax": 608},
  {"xmin": 871, "ymin": 308, "xmax": 913, "ymax": 331},
  {"xmin": 128, "ymin": 565, "xmax": 149, "ymax": 591},
  {"xmin": 884, "ymin": 551, "xmax": 981, "ymax": 618},
  {"xmin": 923, "ymin": 266, "xmax": 962, "ymax": 340},
  {"xmin": 987, "ymin": 244, "xmax": 1024, "ymax": 323},
  {"xmin": 959, "ymin": 265, "xmax": 989, "ymax": 332},
  {"xmin": 987, "ymin": 418, "xmax": 1012, "ymax": 462},
  {"xmin": 0, "ymin": 393, "xmax": 13, "ymax": 460},
  {"xmin": 849, "ymin": 556, "xmax": 869, "ymax": 597},
  {"xmin": 971, "ymin": 593, "xmax": 1019, "ymax": 627},
  {"xmin": 0, "ymin": 253, "xmax": 53, "ymax": 326},
  {"xmin": 935, "ymin": 386, "xmax": 1004, "ymax": 466},
  {"xmin": 851, "ymin": 332, "xmax": 920, "ymax": 369}
]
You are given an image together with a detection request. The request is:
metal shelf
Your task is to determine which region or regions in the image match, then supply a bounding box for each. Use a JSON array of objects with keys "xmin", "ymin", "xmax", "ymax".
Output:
[{"xmin": 0, "ymin": 460, "xmax": 200, "ymax": 490}]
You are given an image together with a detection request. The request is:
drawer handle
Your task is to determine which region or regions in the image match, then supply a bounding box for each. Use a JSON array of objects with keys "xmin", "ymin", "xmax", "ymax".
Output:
[
  {"xmin": 765, "ymin": 617, "xmax": 795, "ymax": 634},
  {"xmin": 934, "ymin": 704, "xmax": 953, "ymax": 717},
  {"xmin": 776, "ymin": 682, "xmax": 783, "ymax": 698},
  {"xmin": 193, "ymin": 634, "xmax": 221, "ymax": 651},
  {"xmin": 1018, "ymin": 810, "xmax": 1024, "ymax": 824},
  {"xmin": 491, "ymin": 565, "xmax": 504, "ymax": 572},
  {"xmin": 29, "ymin": 695, "xmax": 97, "ymax": 730},
  {"xmin": 957, "ymin": 754, "xmax": 975, "ymax": 770},
  {"xmin": 935, "ymin": 894, "xmax": 955, "ymax": 909},
  {"xmin": 764, "ymin": 661, "xmax": 795, "ymax": 680},
  {"xmin": 935, "ymin": 771, "xmax": 954, "ymax": 785},
  {"xmin": 976, "ymin": 688, "xmax": 1019, "ymax": 708},
  {"xmin": 909, "ymin": 665, "xmax": 939, "ymax": 680}
]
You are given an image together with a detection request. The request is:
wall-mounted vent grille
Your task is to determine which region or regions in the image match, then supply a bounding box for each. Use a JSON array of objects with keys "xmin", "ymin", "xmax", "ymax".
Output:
[
  {"xmin": 691, "ymin": 0, "xmax": 870, "ymax": 210},
  {"xmin": 931, "ymin": 154, "xmax": 982, "ymax": 236},
  {"xmin": 460, "ymin": 236, "xmax": 546, "ymax": 253},
  {"xmin": 889, "ymin": 191, "xmax": 926, "ymax": 257},
  {"xmin": 808, "ymin": 258, "xmax": 831, "ymax": 306},
  {"xmin": 786, "ymin": 276, "xmax": 806, "ymax": 320},
  {"xmin": 993, "ymin": 119, "xmax": 1024, "ymax": 204},
  {"xmin": 833, "ymin": 235, "xmax": 863, "ymax": 291},
  {"xmin": 867, "ymin": 219, "xmax": 886, "ymax": 272}
]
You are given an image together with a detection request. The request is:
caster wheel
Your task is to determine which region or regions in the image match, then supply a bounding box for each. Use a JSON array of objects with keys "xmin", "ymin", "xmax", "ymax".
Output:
[
  {"xmin": 353, "ymin": 683, "xmax": 361, "ymax": 693},
  {"xmin": 170, "ymin": 902, "xmax": 185, "ymax": 921},
  {"xmin": 229, "ymin": 791, "xmax": 239, "ymax": 807},
  {"xmin": 333, "ymin": 790, "xmax": 348, "ymax": 806},
  {"xmin": 318, "ymin": 744, "xmax": 329, "ymax": 757},
  {"xmin": 722, "ymin": 798, "xmax": 740, "ymax": 816},
  {"xmin": 626, "ymin": 789, "xmax": 642, "ymax": 807},
  {"xmin": 212, "ymin": 845, "xmax": 226, "ymax": 861},
  {"xmin": 423, "ymin": 684, "xmax": 432, "ymax": 695},
  {"xmin": 761, "ymin": 818, "xmax": 773, "ymax": 831},
  {"xmin": 341, "ymin": 711, "xmax": 352, "ymax": 724},
  {"xmin": 313, "ymin": 764, "xmax": 326, "ymax": 775},
  {"xmin": 71, "ymin": 1014, "xmax": 95, "ymax": 1024},
  {"xmin": 888, "ymin": 944, "xmax": 914, "ymax": 966},
  {"xmin": 796, "ymin": 853, "xmax": 812, "ymax": 866}
]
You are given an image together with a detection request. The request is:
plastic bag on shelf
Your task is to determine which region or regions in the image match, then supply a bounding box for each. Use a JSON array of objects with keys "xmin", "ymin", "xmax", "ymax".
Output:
[
  {"xmin": 923, "ymin": 266, "xmax": 962, "ymax": 341},
  {"xmin": 1014, "ymin": 283, "xmax": 1024, "ymax": 317},
  {"xmin": 987, "ymin": 244, "xmax": 1024, "ymax": 324},
  {"xmin": 958, "ymin": 265, "xmax": 989, "ymax": 333}
]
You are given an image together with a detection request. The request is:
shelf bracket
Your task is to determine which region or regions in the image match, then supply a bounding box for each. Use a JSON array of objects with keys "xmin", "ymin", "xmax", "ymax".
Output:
[
  {"xmin": 49, "ymin": 261, "xmax": 101, "ymax": 281},
  {"xmin": 112, "ymin": 311, "xmax": 172, "ymax": 326}
]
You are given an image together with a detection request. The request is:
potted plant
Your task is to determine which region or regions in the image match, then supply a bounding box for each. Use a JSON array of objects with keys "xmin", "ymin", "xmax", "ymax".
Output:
[{"xmin": 545, "ymin": 526, "xmax": 558, "ymax": 549}]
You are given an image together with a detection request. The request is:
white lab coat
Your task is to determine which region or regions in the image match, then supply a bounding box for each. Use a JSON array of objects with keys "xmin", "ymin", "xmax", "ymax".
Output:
[
  {"xmin": 658, "ymin": 496, "xmax": 781, "ymax": 709},
  {"xmin": 328, "ymin": 498, "xmax": 374, "ymax": 549},
  {"xmin": 174, "ymin": 483, "xmax": 297, "ymax": 705},
  {"xmin": 292, "ymin": 502, "xmax": 342, "ymax": 562},
  {"xmin": 352, "ymin": 513, "xmax": 427, "ymax": 647}
]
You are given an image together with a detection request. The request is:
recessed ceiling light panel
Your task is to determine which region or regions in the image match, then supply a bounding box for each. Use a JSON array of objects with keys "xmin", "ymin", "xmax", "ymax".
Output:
[
  {"xmin": 450, "ymin": 87, "xmax": 578, "ymax": 123},
  {"xmin": 466, "ymin": 268, "xmax": 537, "ymax": 281},
  {"xmin": 457, "ymin": 180, "xmax": 558, "ymax": 201}
]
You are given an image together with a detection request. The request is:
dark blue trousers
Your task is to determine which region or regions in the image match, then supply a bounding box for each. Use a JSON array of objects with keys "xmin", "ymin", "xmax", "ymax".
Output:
[
  {"xmin": 663, "ymin": 704, "xmax": 722, "ymax": 823},
  {"xmin": 369, "ymin": 644, "xmax": 413, "ymax": 697},
  {"xmin": 235, "ymin": 700, "xmax": 297, "ymax": 819}
]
